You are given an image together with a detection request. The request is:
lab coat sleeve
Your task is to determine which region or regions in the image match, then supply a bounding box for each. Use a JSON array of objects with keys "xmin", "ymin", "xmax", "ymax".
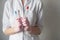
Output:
[
  {"xmin": 2, "ymin": 1, "xmax": 11, "ymax": 32},
  {"xmin": 36, "ymin": 0, "xmax": 43, "ymax": 30}
]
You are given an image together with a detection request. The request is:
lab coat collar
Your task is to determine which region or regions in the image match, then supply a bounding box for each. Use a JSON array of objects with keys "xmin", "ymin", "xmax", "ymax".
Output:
[{"xmin": 17, "ymin": 0, "xmax": 31, "ymax": 7}]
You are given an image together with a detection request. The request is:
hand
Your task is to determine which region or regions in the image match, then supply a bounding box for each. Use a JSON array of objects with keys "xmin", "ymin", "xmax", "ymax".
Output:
[
  {"xmin": 16, "ymin": 18, "xmax": 23, "ymax": 30},
  {"xmin": 27, "ymin": 26, "xmax": 41, "ymax": 35},
  {"xmin": 21, "ymin": 17, "xmax": 29, "ymax": 31},
  {"xmin": 12, "ymin": 18, "xmax": 23, "ymax": 32}
]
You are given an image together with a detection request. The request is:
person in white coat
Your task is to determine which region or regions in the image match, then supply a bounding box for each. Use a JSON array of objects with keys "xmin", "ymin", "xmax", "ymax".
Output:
[{"xmin": 2, "ymin": 0, "xmax": 43, "ymax": 40}]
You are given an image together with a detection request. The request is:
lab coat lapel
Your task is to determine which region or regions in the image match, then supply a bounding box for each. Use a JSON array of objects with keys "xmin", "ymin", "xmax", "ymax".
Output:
[
  {"xmin": 17, "ymin": 0, "xmax": 23, "ymax": 7},
  {"xmin": 17, "ymin": 0, "xmax": 32, "ymax": 9},
  {"xmin": 24, "ymin": 0, "xmax": 31, "ymax": 7}
]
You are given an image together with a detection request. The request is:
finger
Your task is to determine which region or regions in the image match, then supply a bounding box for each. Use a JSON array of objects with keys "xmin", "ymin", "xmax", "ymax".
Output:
[
  {"xmin": 22, "ymin": 19, "xmax": 29, "ymax": 26},
  {"xmin": 27, "ymin": 27, "xmax": 31, "ymax": 31},
  {"xmin": 21, "ymin": 18, "xmax": 26, "ymax": 22},
  {"xmin": 16, "ymin": 18, "xmax": 22, "ymax": 23}
]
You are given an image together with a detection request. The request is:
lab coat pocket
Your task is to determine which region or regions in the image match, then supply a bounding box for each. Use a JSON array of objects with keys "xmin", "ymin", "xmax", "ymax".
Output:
[{"xmin": 10, "ymin": 10, "xmax": 19, "ymax": 27}]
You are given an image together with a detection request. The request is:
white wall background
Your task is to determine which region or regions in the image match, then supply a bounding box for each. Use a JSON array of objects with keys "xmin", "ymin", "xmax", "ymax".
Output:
[
  {"xmin": 0, "ymin": 0, "xmax": 60, "ymax": 40},
  {"xmin": 0, "ymin": 0, "xmax": 9, "ymax": 40}
]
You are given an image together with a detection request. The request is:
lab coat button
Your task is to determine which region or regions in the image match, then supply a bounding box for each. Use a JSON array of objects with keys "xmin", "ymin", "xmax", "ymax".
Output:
[
  {"xmin": 18, "ymin": 10, "xmax": 20, "ymax": 13},
  {"xmin": 26, "ymin": 6, "xmax": 29, "ymax": 10},
  {"xmin": 15, "ymin": 11, "xmax": 17, "ymax": 14}
]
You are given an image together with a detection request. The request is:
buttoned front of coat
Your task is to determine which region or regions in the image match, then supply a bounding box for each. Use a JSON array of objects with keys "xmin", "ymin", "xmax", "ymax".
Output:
[{"xmin": 2, "ymin": 0, "xmax": 43, "ymax": 40}]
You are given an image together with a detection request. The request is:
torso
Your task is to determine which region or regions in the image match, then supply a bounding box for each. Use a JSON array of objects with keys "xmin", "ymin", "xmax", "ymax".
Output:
[
  {"xmin": 9, "ymin": 0, "xmax": 37, "ymax": 27},
  {"xmin": 6, "ymin": 0, "xmax": 40, "ymax": 40}
]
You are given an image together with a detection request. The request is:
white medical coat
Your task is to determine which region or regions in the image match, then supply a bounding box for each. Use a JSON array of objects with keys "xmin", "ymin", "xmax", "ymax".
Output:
[{"xmin": 2, "ymin": 0, "xmax": 43, "ymax": 40}]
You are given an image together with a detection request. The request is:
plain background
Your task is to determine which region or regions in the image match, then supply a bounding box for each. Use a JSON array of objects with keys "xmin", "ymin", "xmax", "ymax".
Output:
[{"xmin": 0, "ymin": 0, "xmax": 60, "ymax": 40}]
